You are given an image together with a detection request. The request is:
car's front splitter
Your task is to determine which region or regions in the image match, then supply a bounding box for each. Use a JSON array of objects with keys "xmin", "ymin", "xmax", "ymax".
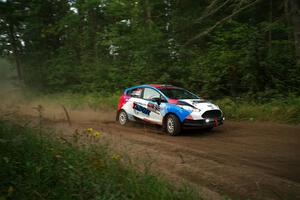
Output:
[{"xmin": 183, "ymin": 117, "xmax": 223, "ymax": 128}]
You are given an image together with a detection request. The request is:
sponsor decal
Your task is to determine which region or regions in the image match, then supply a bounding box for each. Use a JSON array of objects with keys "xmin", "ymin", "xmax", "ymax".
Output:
[
  {"xmin": 133, "ymin": 102, "xmax": 151, "ymax": 115},
  {"xmin": 207, "ymin": 105, "xmax": 214, "ymax": 109},
  {"xmin": 147, "ymin": 102, "xmax": 160, "ymax": 114}
]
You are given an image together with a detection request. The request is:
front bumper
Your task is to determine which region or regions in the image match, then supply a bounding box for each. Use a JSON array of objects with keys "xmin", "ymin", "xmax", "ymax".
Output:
[{"xmin": 183, "ymin": 117, "xmax": 224, "ymax": 128}]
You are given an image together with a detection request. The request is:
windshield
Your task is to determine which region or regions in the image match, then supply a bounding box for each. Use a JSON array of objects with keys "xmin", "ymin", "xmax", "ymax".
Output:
[{"xmin": 159, "ymin": 88, "xmax": 199, "ymax": 99}]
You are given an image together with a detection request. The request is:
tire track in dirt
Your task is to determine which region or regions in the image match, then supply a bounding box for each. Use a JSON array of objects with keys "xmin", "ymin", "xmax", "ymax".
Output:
[
  {"xmin": 96, "ymin": 120, "xmax": 300, "ymax": 200},
  {"xmin": 2, "ymin": 104, "xmax": 300, "ymax": 200}
]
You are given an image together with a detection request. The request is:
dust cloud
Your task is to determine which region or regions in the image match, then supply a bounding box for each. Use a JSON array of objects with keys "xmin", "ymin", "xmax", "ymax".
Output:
[{"xmin": 0, "ymin": 59, "xmax": 113, "ymax": 124}]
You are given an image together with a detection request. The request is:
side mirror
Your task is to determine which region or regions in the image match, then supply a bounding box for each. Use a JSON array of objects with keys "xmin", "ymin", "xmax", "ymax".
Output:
[
  {"xmin": 157, "ymin": 98, "xmax": 161, "ymax": 105},
  {"xmin": 151, "ymin": 97, "xmax": 162, "ymax": 105}
]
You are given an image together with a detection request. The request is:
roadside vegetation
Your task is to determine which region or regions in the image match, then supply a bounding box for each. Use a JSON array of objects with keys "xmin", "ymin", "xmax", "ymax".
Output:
[
  {"xmin": 0, "ymin": 119, "xmax": 198, "ymax": 200},
  {"xmin": 1, "ymin": 0, "xmax": 300, "ymax": 125},
  {"xmin": 20, "ymin": 91, "xmax": 121, "ymax": 110},
  {"xmin": 1, "ymin": 1, "xmax": 300, "ymax": 101},
  {"xmin": 6, "ymin": 89, "xmax": 298, "ymax": 124},
  {"xmin": 2, "ymin": 88, "xmax": 299, "ymax": 124},
  {"xmin": 216, "ymin": 96, "xmax": 300, "ymax": 124}
]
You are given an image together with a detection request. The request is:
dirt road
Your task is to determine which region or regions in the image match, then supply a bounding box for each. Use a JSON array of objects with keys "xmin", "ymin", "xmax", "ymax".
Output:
[{"xmin": 3, "ymin": 105, "xmax": 300, "ymax": 200}]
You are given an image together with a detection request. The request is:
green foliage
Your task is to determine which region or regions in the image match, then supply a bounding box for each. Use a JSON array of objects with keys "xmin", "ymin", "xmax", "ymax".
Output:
[
  {"xmin": 0, "ymin": 59, "xmax": 15, "ymax": 80},
  {"xmin": 216, "ymin": 96, "xmax": 300, "ymax": 123},
  {"xmin": 1, "ymin": 0, "xmax": 299, "ymax": 99},
  {"xmin": 13, "ymin": 90, "xmax": 299, "ymax": 124},
  {"xmin": 34, "ymin": 92, "xmax": 121, "ymax": 110},
  {"xmin": 187, "ymin": 19, "xmax": 298, "ymax": 98},
  {"xmin": 0, "ymin": 120, "xmax": 199, "ymax": 200}
]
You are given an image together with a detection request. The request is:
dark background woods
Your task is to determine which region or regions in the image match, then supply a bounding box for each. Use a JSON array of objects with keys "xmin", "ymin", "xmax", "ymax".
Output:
[{"xmin": 0, "ymin": 0, "xmax": 299, "ymax": 99}]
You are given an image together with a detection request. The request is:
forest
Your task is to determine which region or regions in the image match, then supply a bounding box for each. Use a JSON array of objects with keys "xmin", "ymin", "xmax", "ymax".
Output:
[
  {"xmin": 0, "ymin": 0, "xmax": 300, "ymax": 100},
  {"xmin": 1, "ymin": 2, "xmax": 300, "ymax": 200}
]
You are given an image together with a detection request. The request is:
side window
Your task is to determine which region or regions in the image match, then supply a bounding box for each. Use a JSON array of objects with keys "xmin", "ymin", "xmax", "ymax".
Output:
[
  {"xmin": 127, "ymin": 88, "xmax": 142, "ymax": 98},
  {"xmin": 143, "ymin": 88, "xmax": 161, "ymax": 100}
]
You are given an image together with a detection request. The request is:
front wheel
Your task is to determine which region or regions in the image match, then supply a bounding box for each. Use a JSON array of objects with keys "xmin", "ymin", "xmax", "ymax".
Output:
[
  {"xmin": 118, "ymin": 110, "xmax": 128, "ymax": 126},
  {"xmin": 165, "ymin": 114, "xmax": 181, "ymax": 136}
]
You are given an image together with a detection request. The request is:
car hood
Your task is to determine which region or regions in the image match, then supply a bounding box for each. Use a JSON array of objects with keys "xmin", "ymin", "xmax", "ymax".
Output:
[{"xmin": 178, "ymin": 99, "xmax": 220, "ymax": 110}]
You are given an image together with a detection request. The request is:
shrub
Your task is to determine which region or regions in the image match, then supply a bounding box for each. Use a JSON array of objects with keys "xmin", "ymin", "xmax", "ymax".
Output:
[{"xmin": 0, "ymin": 120, "xmax": 198, "ymax": 200}]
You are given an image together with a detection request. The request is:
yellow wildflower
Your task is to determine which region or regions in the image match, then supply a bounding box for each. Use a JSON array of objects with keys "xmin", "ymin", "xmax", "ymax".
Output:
[
  {"xmin": 94, "ymin": 131, "xmax": 102, "ymax": 138},
  {"xmin": 86, "ymin": 128, "xmax": 93, "ymax": 133},
  {"xmin": 111, "ymin": 154, "xmax": 120, "ymax": 160}
]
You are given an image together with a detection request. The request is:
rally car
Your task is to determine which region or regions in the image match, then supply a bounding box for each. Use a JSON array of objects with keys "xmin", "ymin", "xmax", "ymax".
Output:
[{"xmin": 116, "ymin": 84, "xmax": 224, "ymax": 136}]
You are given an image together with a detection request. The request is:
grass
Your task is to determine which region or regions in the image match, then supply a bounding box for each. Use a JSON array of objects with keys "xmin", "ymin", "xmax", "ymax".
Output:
[
  {"xmin": 216, "ymin": 96, "xmax": 300, "ymax": 124},
  {"xmin": 2, "ymin": 87, "xmax": 300, "ymax": 124},
  {"xmin": 0, "ymin": 119, "xmax": 199, "ymax": 200},
  {"xmin": 21, "ymin": 91, "xmax": 121, "ymax": 110},
  {"xmin": 34, "ymin": 93, "xmax": 300, "ymax": 124}
]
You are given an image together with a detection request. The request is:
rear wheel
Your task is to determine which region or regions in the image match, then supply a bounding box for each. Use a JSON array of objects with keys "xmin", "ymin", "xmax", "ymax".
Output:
[
  {"xmin": 165, "ymin": 114, "xmax": 181, "ymax": 136},
  {"xmin": 118, "ymin": 110, "xmax": 128, "ymax": 126}
]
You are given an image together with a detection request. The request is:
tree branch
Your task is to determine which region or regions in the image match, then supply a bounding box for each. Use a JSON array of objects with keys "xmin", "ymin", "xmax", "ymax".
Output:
[
  {"xmin": 195, "ymin": 0, "xmax": 233, "ymax": 24},
  {"xmin": 185, "ymin": 0, "xmax": 261, "ymax": 46}
]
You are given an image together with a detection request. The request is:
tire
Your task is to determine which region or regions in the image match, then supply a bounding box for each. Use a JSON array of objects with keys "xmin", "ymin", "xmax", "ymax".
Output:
[
  {"xmin": 165, "ymin": 114, "xmax": 181, "ymax": 136},
  {"xmin": 118, "ymin": 110, "xmax": 128, "ymax": 126}
]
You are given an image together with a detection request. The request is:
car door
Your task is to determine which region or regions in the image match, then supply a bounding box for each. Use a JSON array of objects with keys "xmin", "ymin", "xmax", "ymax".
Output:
[
  {"xmin": 124, "ymin": 87, "xmax": 144, "ymax": 119},
  {"xmin": 142, "ymin": 88, "xmax": 164, "ymax": 124}
]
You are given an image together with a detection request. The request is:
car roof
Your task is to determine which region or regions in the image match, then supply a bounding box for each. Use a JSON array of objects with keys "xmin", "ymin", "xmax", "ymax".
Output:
[
  {"xmin": 125, "ymin": 84, "xmax": 179, "ymax": 91},
  {"xmin": 148, "ymin": 84, "xmax": 176, "ymax": 89},
  {"xmin": 124, "ymin": 84, "xmax": 199, "ymax": 99}
]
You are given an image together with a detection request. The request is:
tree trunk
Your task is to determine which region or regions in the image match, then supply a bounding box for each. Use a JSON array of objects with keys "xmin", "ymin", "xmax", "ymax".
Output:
[
  {"xmin": 144, "ymin": 0, "xmax": 152, "ymax": 29},
  {"xmin": 268, "ymin": 0, "xmax": 272, "ymax": 58},
  {"xmin": 8, "ymin": 22, "xmax": 22, "ymax": 80},
  {"xmin": 284, "ymin": 0, "xmax": 291, "ymax": 26},
  {"xmin": 290, "ymin": 0, "xmax": 300, "ymax": 64}
]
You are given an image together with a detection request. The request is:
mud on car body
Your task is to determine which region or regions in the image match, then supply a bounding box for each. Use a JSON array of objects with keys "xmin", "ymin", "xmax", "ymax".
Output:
[{"xmin": 116, "ymin": 84, "xmax": 224, "ymax": 136}]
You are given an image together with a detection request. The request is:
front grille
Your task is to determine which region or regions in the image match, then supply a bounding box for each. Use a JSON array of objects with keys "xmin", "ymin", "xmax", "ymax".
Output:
[
  {"xmin": 183, "ymin": 118, "xmax": 223, "ymax": 127},
  {"xmin": 183, "ymin": 119, "xmax": 205, "ymax": 126},
  {"xmin": 202, "ymin": 110, "xmax": 222, "ymax": 118}
]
